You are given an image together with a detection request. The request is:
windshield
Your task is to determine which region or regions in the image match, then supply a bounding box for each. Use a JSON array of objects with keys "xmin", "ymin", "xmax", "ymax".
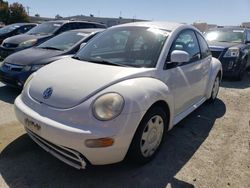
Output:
[
  {"xmin": 38, "ymin": 31, "xmax": 88, "ymax": 51},
  {"xmin": 204, "ymin": 29, "xmax": 244, "ymax": 43},
  {"xmin": 27, "ymin": 22, "xmax": 62, "ymax": 35},
  {"xmin": 0, "ymin": 24, "xmax": 21, "ymax": 34},
  {"xmin": 74, "ymin": 27, "xmax": 169, "ymax": 68}
]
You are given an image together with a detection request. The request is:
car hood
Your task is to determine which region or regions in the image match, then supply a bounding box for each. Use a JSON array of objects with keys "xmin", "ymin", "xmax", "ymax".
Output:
[
  {"xmin": 3, "ymin": 33, "xmax": 52, "ymax": 44},
  {"xmin": 4, "ymin": 47, "xmax": 64, "ymax": 65},
  {"xmin": 208, "ymin": 41, "xmax": 243, "ymax": 50},
  {"xmin": 28, "ymin": 58, "xmax": 156, "ymax": 109}
]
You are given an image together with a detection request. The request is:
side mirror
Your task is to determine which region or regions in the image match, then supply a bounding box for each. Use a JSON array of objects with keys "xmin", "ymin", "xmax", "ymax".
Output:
[
  {"xmin": 80, "ymin": 42, "xmax": 87, "ymax": 49},
  {"xmin": 170, "ymin": 50, "xmax": 190, "ymax": 63}
]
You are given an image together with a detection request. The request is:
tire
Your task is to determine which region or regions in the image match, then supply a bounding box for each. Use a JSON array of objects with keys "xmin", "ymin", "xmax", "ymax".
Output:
[
  {"xmin": 207, "ymin": 74, "xmax": 220, "ymax": 103},
  {"xmin": 127, "ymin": 106, "xmax": 167, "ymax": 164},
  {"xmin": 235, "ymin": 67, "xmax": 245, "ymax": 81}
]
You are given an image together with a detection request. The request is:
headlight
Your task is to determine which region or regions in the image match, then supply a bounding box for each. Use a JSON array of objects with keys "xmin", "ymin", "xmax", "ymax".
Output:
[
  {"xmin": 31, "ymin": 64, "xmax": 44, "ymax": 71},
  {"xmin": 23, "ymin": 65, "xmax": 32, "ymax": 71},
  {"xmin": 224, "ymin": 47, "xmax": 240, "ymax": 58},
  {"xmin": 93, "ymin": 93, "xmax": 124, "ymax": 121},
  {"xmin": 23, "ymin": 74, "xmax": 34, "ymax": 88},
  {"xmin": 19, "ymin": 39, "xmax": 37, "ymax": 48}
]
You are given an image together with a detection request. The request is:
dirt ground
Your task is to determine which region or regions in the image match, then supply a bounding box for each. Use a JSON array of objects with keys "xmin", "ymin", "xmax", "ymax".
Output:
[{"xmin": 0, "ymin": 72, "xmax": 249, "ymax": 188}]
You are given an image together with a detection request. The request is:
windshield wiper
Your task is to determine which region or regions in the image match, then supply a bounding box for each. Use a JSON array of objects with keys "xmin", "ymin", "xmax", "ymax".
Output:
[
  {"xmin": 82, "ymin": 58, "xmax": 128, "ymax": 67},
  {"xmin": 72, "ymin": 56, "xmax": 81, "ymax": 60},
  {"xmin": 40, "ymin": 46, "xmax": 62, "ymax": 51}
]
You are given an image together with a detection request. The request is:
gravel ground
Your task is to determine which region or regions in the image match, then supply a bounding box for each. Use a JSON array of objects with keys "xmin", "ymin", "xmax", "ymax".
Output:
[{"xmin": 0, "ymin": 73, "xmax": 249, "ymax": 188}]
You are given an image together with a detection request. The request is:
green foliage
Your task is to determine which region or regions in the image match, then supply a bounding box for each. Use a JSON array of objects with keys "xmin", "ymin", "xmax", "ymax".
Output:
[
  {"xmin": 0, "ymin": 0, "xmax": 9, "ymax": 23},
  {"xmin": 0, "ymin": 1, "xmax": 30, "ymax": 24}
]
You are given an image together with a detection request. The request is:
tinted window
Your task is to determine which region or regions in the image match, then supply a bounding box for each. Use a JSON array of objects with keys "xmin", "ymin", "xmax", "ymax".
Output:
[
  {"xmin": 78, "ymin": 23, "xmax": 95, "ymax": 29},
  {"xmin": 27, "ymin": 22, "xmax": 62, "ymax": 35},
  {"xmin": 168, "ymin": 30, "xmax": 200, "ymax": 62},
  {"xmin": 57, "ymin": 23, "xmax": 71, "ymax": 33},
  {"xmin": 75, "ymin": 27, "xmax": 169, "ymax": 68},
  {"xmin": 204, "ymin": 29, "xmax": 244, "ymax": 43},
  {"xmin": 38, "ymin": 31, "xmax": 88, "ymax": 51},
  {"xmin": 196, "ymin": 32, "xmax": 211, "ymax": 58}
]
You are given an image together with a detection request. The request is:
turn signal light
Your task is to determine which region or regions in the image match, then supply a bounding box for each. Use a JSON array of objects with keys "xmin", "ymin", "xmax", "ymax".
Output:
[{"xmin": 85, "ymin": 138, "xmax": 114, "ymax": 148}]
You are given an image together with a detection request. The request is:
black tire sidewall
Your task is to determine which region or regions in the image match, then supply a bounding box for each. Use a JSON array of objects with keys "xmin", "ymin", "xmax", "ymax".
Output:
[{"xmin": 127, "ymin": 106, "xmax": 167, "ymax": 163}]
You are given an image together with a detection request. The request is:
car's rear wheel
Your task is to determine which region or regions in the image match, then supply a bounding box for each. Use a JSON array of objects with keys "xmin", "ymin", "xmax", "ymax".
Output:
[
  {"xmin": 127, "ymin": 106, "xmax": 167, "ymax": 163},
  {"xmin": 207, "ymin": 74, "xmax": 220, "ymax": 103}
]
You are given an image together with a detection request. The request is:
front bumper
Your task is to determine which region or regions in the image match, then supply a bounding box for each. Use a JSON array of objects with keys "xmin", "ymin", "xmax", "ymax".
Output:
[
  {"xmin": 219, "ymin": 57, "xmax": 244, "ymax": 77},
  {"xmin": 0, "ymin": 46, "xmax": 16, "ymax": 60},
  {"xmin": 14, "ymin": 95, "xmax": 144, "ymax": 168},
  {"xmin": 0, "ymin": 68, "xmax": 32, "ymax": 88}
]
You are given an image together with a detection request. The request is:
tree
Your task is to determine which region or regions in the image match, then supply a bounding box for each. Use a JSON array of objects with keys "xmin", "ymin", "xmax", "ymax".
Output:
[
  {"xmin": 8, "ymin": 2, "xmax": 29, "ymax": 24},
  {"xmin": 0, "ymin": 0, "xmax": 9, "ymax": 24},
  {"xmin": 55, "ymin": 14, "xmax": 63, "ymax": 19}
]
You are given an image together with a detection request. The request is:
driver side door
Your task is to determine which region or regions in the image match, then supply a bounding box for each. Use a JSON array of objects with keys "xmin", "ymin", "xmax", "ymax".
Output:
[{"xmin": 166, "ymin": 29, "xmax": 205, "ymax": 116}]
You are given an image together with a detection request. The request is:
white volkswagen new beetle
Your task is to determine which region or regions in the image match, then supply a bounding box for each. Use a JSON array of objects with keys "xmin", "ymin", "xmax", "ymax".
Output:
[{"xmin": 14, "ymin": 22, "xmax": 222, "ymax": 169}]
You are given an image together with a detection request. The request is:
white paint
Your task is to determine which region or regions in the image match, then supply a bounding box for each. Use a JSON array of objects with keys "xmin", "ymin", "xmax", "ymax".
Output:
[{"xmin": 14, "ymin": 21, "xmax": 222, "ymax": 168}]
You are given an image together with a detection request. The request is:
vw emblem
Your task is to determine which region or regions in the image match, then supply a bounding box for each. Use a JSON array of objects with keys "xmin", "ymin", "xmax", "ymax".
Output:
[{"xmin": 43, "ymin": 87, "xmax": 53, "ymax": 99}]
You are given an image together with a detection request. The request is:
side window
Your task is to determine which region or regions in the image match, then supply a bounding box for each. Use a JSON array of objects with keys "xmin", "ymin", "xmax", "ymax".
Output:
[
  {"xmin": 196, "ymin": 32, "xmax": 211, "ymax": 58},
  {"xmin": 58, "ymin": 24, "xmax": 70, "ymax": 33},
  {"xmin": 69, "ymin": 23, "xmax": 79, "ymax": 30},
  {"xmin": 247, "ymin": 30, "xmax": 250, "ymax": 42},
  {"xmin": 78, "ymin": 23, "xmax": 95, "ymax": 29},
  {"xmin": 168, "ymin": 30, "xmax": 200, "ymax": 62}
]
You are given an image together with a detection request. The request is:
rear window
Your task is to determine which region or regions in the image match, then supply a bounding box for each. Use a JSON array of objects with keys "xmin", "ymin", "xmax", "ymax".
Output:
[{"xmin": 27, "ymin": 22, "xmax": 63, "ymax": 35}]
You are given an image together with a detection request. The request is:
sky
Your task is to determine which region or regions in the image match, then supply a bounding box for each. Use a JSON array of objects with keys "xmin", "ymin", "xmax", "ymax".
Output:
[{"xmin": 7, "ymin": 0, "xmax": 250, "ymax": 25}]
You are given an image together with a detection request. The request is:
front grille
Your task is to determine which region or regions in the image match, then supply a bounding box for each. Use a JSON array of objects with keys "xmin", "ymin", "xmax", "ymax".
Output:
[
  {"xmin": 26, "ymin": 128, "xmax": 87, "ymax": 169},
  {"xmin": 211, "ymin": 51, "xmax": 223, "ymax": 59},
  {"xmin": 3, "ymin": 63, "xmax": 24, "ymax": 72},
  {"xmin": 2, "ymin": 43, "xmax": 18, "ymax": 48}
]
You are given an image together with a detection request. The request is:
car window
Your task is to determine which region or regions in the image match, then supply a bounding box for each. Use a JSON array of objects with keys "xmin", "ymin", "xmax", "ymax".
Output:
[
  {"xmin": 75, "ymin": 27, "xmax": 168, "ymax": 68},
  {"xmin": 168, "ymin": 30, "xmax": 200, "ymax": 62},
  {"xmin": 27, "ymin": 22, "xmax": 62, "ymax": 35},
  {"xmin": 57, "ymin": 23, "xmax": 71, "ymax": 33},
  {"xmin": 16, "ymin": 26, "xmax": 30, "ymax": 34},
  {"xmin": 247, "ymin": 30, "xmax": 250, "ymax": 42},
  {"xmin": 38, "ymin": 31, "xmax": 88, "ymax": 51},
  {"xmin": 204, "ymin": 29, "xmax": 244, "ymax": 43},
  {"xmin": 69, "ymin": 23, "xmax": 79, "ymax": 30},
  {"xmin": 196, "ymin": 32, "xmax": 211, "ymax": 58},
  {"xmin": 0, "ymin": 24, "xmax": 20, "ymax": 34},
  {"xmin": 78, "ymin": 23, "xmax": 95, "ymax": 29}
]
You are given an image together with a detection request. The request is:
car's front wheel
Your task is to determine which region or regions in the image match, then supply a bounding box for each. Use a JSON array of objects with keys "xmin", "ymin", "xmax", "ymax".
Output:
[
  {"xmin": 127, "ymin": 106, "xmax": 167, "ymax": 163},
  {"xmin": 208, "ymin": 74, "xmax": 220, "ymax": 103}
]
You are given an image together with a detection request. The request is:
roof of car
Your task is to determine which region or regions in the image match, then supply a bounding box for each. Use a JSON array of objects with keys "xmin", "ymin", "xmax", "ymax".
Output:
[
  {"xmin": 112, "ymin": 21, "xmax": 185, "ymax": 31},
  {"xmin": 8, "ymin": 23, "xmax": 37, "ymax": 26},
  {"xmin": 208, "ymin": 26, "xmax": 245, "ymax": 31},
  {"xmin": 68, "ymin": 28, "xmax": 105, "ymax": 33},
  {"xmin": 47, "ymin": 20, "xmax": 105, "ymax": 25}
]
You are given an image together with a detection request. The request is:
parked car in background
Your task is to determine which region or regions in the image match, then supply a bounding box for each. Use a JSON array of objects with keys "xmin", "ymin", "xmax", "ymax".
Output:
[
  {"xmin": 0, "ymin": 23, "xmax": 37, "ymax": 44},
  {"xmin": 14, "ymin": 21, "xmax": 222, "ymax": 169},
  {"xmin": 0, "ymin": 22, "xmax": 5, "ymax": 28},
  {"xmin": 0, "ymin": 29, "xmax": 104, "ymax": 88},
  {"xmin": 204, "ymin": 27, "xmax": 250, "ymax": 80},
  {"xmin": 0, "ymin": 20, "xmax": 106, "ymax": 60}
]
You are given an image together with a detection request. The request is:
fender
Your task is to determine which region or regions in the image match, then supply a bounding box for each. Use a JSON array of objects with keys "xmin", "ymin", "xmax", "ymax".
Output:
[
  {"xmin": 101, "ymin": 77, "xmax": 175, "ymax": 130},
  {"xmin": 205, "ymin": 57, "xmax": 222, "ymax": 99}
]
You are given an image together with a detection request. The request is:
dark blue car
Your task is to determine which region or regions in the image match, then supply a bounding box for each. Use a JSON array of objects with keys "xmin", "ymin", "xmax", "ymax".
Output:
[
  {"xmin": 204, "ymin": 27, "xmax": 250, "ymax": 80},
  {"xmin": 0, "ymin": 20, "xmax": 106, "ymax": 60},
  {"xmin": 0, "ymin": 28, "xmax": 104, "ymax": 88}
]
